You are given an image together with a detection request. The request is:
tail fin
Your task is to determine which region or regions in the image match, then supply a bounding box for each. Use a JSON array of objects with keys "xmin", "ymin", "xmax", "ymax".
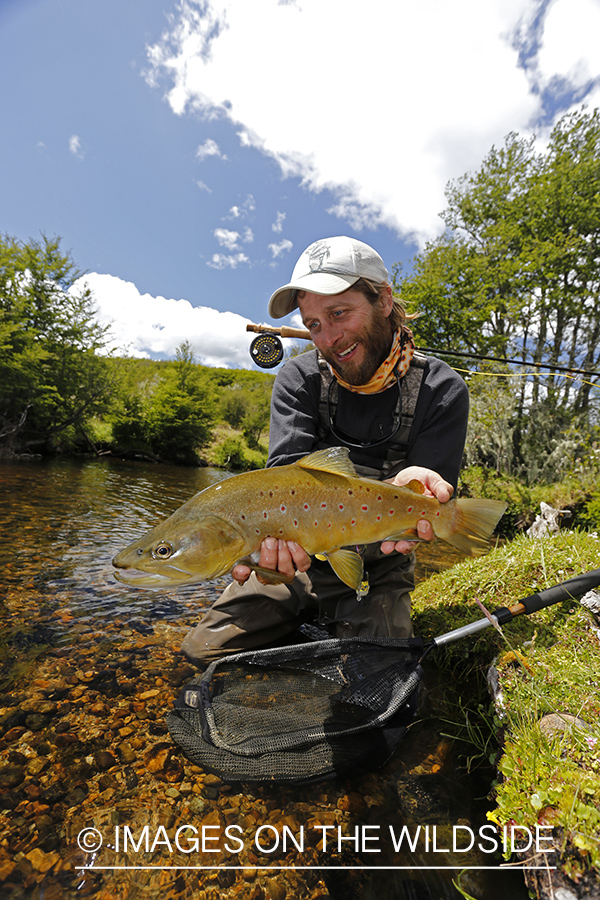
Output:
[{"xmin": 442, "ymin": 499, "xmax": 507, "ymax": 557}]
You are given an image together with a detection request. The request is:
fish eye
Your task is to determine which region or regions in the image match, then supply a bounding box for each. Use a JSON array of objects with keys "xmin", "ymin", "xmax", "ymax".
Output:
[{"xmin": 152, "ymin": 542, "xmax": 173, "ymax": 560}]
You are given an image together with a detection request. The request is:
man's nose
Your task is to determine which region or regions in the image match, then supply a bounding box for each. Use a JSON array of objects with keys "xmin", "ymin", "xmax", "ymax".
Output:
[{"xmin": 319, "ymin": 321, "xmax": 342, "ymax": 348}]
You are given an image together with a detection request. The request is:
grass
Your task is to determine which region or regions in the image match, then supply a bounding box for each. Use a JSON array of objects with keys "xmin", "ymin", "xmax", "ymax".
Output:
[{"xmin": 411, "ymin": 529, "xmax": 600, "ymax": 879}]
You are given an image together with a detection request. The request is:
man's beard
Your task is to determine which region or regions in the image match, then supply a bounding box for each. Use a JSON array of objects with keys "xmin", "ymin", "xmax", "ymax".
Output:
[{"xmin": 323, "ymin": 308, "xmax": 394, "ymax": 386}]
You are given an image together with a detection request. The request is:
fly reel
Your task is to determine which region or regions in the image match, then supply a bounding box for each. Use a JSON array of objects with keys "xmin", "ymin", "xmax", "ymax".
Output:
[{"xmin": 250, "ymin": 333, "xmax": 284, "ymax": 369}]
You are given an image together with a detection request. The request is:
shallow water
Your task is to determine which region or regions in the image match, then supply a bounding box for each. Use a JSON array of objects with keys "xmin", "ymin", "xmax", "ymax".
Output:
[{"xmin": 0, "ymin": 457, "xmax": 529, "ymax": 899}]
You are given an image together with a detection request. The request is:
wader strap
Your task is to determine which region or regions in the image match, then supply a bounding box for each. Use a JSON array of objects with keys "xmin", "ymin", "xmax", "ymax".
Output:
[{"xmin": 317, "ymin": 350, "xmax": 427, "ymax": 477}]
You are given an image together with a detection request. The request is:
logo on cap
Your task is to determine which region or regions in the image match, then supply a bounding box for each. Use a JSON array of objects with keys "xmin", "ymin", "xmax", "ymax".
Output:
[{"xmin": 306, "ymin": 240, "xmax": 332, "ymax": 273}]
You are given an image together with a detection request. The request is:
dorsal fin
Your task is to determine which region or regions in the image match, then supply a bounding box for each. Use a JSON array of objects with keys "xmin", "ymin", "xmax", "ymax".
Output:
[{"xmin": 294, "ymin": 446, "xmax": 357, "ymax": 478}]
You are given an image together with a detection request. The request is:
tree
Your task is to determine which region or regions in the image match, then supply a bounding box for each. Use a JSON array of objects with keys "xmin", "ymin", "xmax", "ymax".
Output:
[
  {"xmin": 109, "ymin": 343, "xmax": 217, "ymax": 464},
  {"xmin": 397, "ymin": 107, "xmax": 600, "ymax": 480},
  {"xmin": 0, "ymin": 234, "xmax": 113, "ymax": 454}
]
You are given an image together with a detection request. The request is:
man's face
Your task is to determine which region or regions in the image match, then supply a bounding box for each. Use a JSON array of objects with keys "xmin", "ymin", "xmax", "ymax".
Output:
[{"xmin": 298, "ymin": 287, "xmax": 394, "ymax": 386}]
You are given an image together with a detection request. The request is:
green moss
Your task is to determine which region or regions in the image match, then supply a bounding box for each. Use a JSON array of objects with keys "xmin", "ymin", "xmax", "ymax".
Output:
[
  {"xmin": 412, "ymin": 530, "xmax": 600, "ymax": 664},
  {"xmin": 412, "ymin": 529, "xmax": 600, "ymax": 878}
]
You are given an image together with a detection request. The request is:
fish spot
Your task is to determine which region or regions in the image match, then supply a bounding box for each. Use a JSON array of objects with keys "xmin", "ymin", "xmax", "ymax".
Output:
[
  {"xmin": 263, "ymin": 511, "xmax": 268, "ymax": 518},
  {"xmin": 314, "ymin": 521, "xmax": 318, "ymax": 527},
  {"xmin": 376, "ymin": 515, "xmax": 381, "ymax": 521},
  {"xmin": 321, "ymin": 502, "xmax": 327, "ymax": 508},
  {"xmin": 407, "ymin": 506, "xmax": 413, "ymax": 513},
  {"xmin": 389, "ymin": 510, "xmax": 395, "ymax": 515},
  {"xmin": 255, "ymin": 528, "xmax": 261, "ymax": 534},
  {"xmin": 377, "ymin": 495, "xmax": 382, "ymax": 501},
  {"xmin": 436, "ymin": 510, "xmax": 441, "ymax": 516},
  {"xmin": 339, "ymin": 504, "xmax": 344, "ymax": 510},
  {"xmin": 361, "ymin": 505, "xmax": 368, "ymax": 511},
  {"xmin": 293, "ymin": 519, "xmax": 298, "ymax": 527},
  {"xmin": 291, "ymin": 489, "xmax": 296, "ymax": 496},
  {"xmin": 303, "ymin": 503, "xmax": 310, "ymax": 510},
  {"xmin": 348, "ymin": 489, "xmax": 354, "ymax": 495},
  {"xmin": 280, "ymin": 505, "xmax": 287, "ymax": 512},
  {"xmin": 269, "ymin": 491, "xmax": 274, "ymax": 498},
  {"xmin": 351, "ymin": 519, "xmax": 356, "ymax": 525}
]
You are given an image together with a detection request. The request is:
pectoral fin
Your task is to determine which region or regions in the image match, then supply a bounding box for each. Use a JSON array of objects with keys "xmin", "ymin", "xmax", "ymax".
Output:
[
  {"xmin": 318, "ymin": 548, "xmax": 364, "ymax": 591},
  {"xmin": 235, "ymin": 557, "xmax": 295, "ymax": 585}
]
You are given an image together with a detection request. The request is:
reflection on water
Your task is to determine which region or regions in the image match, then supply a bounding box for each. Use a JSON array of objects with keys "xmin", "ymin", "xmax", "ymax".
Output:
[
  {"xmin": 1, "ymin": 457, "xmax": 232, "ymax": 648},
  {"xmin": 0, "ymin": 458, "xmax": 528, "ymax": 900}
]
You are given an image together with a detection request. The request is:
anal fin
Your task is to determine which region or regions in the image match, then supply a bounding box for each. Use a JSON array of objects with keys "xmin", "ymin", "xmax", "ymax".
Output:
[{"xmin": 319, "ymin": 548, "xmax": 364, "ymax": 591}]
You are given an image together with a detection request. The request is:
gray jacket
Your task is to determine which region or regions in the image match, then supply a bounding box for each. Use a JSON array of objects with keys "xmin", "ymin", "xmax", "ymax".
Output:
[{"xmin": 268, "ymin": 349, "xmax": 469, "ymax": 490}]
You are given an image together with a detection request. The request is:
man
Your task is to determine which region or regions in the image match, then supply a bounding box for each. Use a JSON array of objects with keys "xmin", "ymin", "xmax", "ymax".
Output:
[{"xmin": 181, "ymin": 236, "xmax": 469, "ymax": 666}]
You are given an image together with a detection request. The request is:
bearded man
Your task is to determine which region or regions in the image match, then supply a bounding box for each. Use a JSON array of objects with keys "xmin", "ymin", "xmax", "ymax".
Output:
[{"xmin": 181, "ymin": 236, "xmax": 469, "ymax": 666}]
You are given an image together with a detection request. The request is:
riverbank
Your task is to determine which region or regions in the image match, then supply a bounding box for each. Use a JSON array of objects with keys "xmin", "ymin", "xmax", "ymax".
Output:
[{"xmin": 412, "ymin": 529, "xmax": 600, "ymax": 898}]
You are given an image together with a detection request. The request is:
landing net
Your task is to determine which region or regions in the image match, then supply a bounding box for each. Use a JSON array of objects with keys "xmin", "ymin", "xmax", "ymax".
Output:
[{"xmin": 166, "ymin": 636, "xmax": 423, "ymax": 783}]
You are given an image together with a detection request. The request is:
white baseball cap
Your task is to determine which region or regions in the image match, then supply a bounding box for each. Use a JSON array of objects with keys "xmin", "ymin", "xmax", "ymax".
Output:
[{"xmin": 268, "ymin": 236, "xmax": 390, "ymax": 319}]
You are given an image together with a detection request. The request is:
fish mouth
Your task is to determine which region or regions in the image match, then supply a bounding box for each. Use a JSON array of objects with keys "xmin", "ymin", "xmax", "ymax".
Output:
[{"xmin": 112, "ymin": 562, "xmax": 195, "ymax": 588}]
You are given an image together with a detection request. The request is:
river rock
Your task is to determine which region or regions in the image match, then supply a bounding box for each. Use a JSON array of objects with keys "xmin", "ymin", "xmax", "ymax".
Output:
[
  {"xmin": 539, "ymin": 712, "xmax": 592, "ymax": 739},
  {"xmin": 0, "ymin": 764, "xmax": 25, "ymax": 789}
]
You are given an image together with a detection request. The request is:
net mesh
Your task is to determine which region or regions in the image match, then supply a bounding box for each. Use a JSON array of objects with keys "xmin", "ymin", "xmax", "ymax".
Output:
[{"xmin": 166, "ymin": 636, "xmax": 423, "ymax": 783}]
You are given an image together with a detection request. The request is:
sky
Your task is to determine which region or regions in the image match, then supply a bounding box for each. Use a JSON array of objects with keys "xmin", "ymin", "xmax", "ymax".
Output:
[{"xmin": 1, "ymin": 0, "xmax": 600, "ymax": 369}]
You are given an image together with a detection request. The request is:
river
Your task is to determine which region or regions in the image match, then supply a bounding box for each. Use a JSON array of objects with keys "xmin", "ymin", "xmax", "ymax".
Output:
[{"xmin": 0, "ymin": 457, "xmax": 529, "ymax": 900}]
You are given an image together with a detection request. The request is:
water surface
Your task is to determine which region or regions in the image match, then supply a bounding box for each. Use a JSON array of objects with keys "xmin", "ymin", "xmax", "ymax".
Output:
[{"xmin": 0, "ymin": 457, "xmax": 528, "ymax": 900}]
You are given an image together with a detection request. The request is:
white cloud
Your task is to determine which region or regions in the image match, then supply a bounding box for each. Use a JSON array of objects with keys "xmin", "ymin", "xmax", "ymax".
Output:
[
  {"xmin": 207, "ymin": 251, "xmax": 250, "ymax": 269},
  {"xmin": 268, "ymin": 238, "xmax": 293, "ymax": 258},
  {"xmin": 225, "ymin": 194, "xmax": 256, "ymax": 219},
  {"xmin": 214, "ymin": 227, "xmax": 241, "ymax": 249},
  {"xmin": 146, "ymin": 0, "xmax": 600, "ymax": 246},
  {"xmin": 272, "ymin": 211, "xmax": 286, "ymax": 233},
  {"xmin": 196, "ymin": 179, "xmax": 212, "ymax": 191},
  {"xmin": 77, "ymin": 272, "xmax": 255, "ymax": 367},
  {"xmin": 195, "ymin": 137, "xmax": 226, "ymax": 161},
  {"xmin": 532, "ymin": 0, "xmax": 600, "ymax": 111},
  {"xmin": 69, "ymin": 134, "xmax": 84, "ymax": 158}
]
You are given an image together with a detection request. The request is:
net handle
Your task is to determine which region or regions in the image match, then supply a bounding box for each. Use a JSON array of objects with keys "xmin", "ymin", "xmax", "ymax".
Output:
[{"xmin": 432, "ymin": 568, "xmax": 600, "ymax": 648}]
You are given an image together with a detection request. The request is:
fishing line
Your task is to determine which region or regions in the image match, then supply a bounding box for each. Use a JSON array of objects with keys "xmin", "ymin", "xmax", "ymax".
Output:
[{"xmin": 452, "ymin": 367, "xmax": 598, "ymax": 390}]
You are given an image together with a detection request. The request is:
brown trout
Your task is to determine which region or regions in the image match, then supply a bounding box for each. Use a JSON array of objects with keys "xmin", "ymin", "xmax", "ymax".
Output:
[{"xmin": 112, "ymin": 447, "xmax": 506, "ymax": 592}]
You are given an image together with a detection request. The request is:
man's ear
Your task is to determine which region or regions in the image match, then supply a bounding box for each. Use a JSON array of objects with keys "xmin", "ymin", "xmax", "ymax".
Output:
[{"xmin": 380, "ymin": 283, "xmax": 394, "ymax": 317}]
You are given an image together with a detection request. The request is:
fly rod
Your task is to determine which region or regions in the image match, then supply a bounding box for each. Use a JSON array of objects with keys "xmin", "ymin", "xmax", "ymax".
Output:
[{"xmin": 245, "ymin": 322, "xmax": 600, "ymax": 378}]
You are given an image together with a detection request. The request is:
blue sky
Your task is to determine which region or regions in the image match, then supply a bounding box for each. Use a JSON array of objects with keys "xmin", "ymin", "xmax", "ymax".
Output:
[{"xmin": 2, "ymin": 0, "xmax": 599, "ymax": 368}]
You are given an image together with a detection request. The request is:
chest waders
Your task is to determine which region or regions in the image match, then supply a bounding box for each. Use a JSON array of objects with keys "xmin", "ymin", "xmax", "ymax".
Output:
[
  {"xmin": 314, "ymin": 350, "xmax": 427, "ymax": 598},
  {"xmin": 316, "ymin": 349, "xmax": 427, "ymax": 479}
]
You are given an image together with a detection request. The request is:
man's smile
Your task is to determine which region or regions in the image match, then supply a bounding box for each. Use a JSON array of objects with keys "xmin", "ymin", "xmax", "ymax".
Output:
[{"xmin": 336, "ymin": 342, "xmax": 358, "ymax": 359}]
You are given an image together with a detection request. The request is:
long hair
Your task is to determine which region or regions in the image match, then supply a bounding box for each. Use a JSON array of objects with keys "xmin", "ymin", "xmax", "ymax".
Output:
[{"xmin": 351, "ymin": 278, "xmax": 418, "ymax": 332}]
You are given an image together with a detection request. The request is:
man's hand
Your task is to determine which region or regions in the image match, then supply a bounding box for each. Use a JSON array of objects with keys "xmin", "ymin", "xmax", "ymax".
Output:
[
  {"xmin": 380, "ymin": 466, "xmax": 454, "ymax": 555},
  {"xmin": 232, "ymin": 537, "xmax": 312, "ymax": 586}
]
